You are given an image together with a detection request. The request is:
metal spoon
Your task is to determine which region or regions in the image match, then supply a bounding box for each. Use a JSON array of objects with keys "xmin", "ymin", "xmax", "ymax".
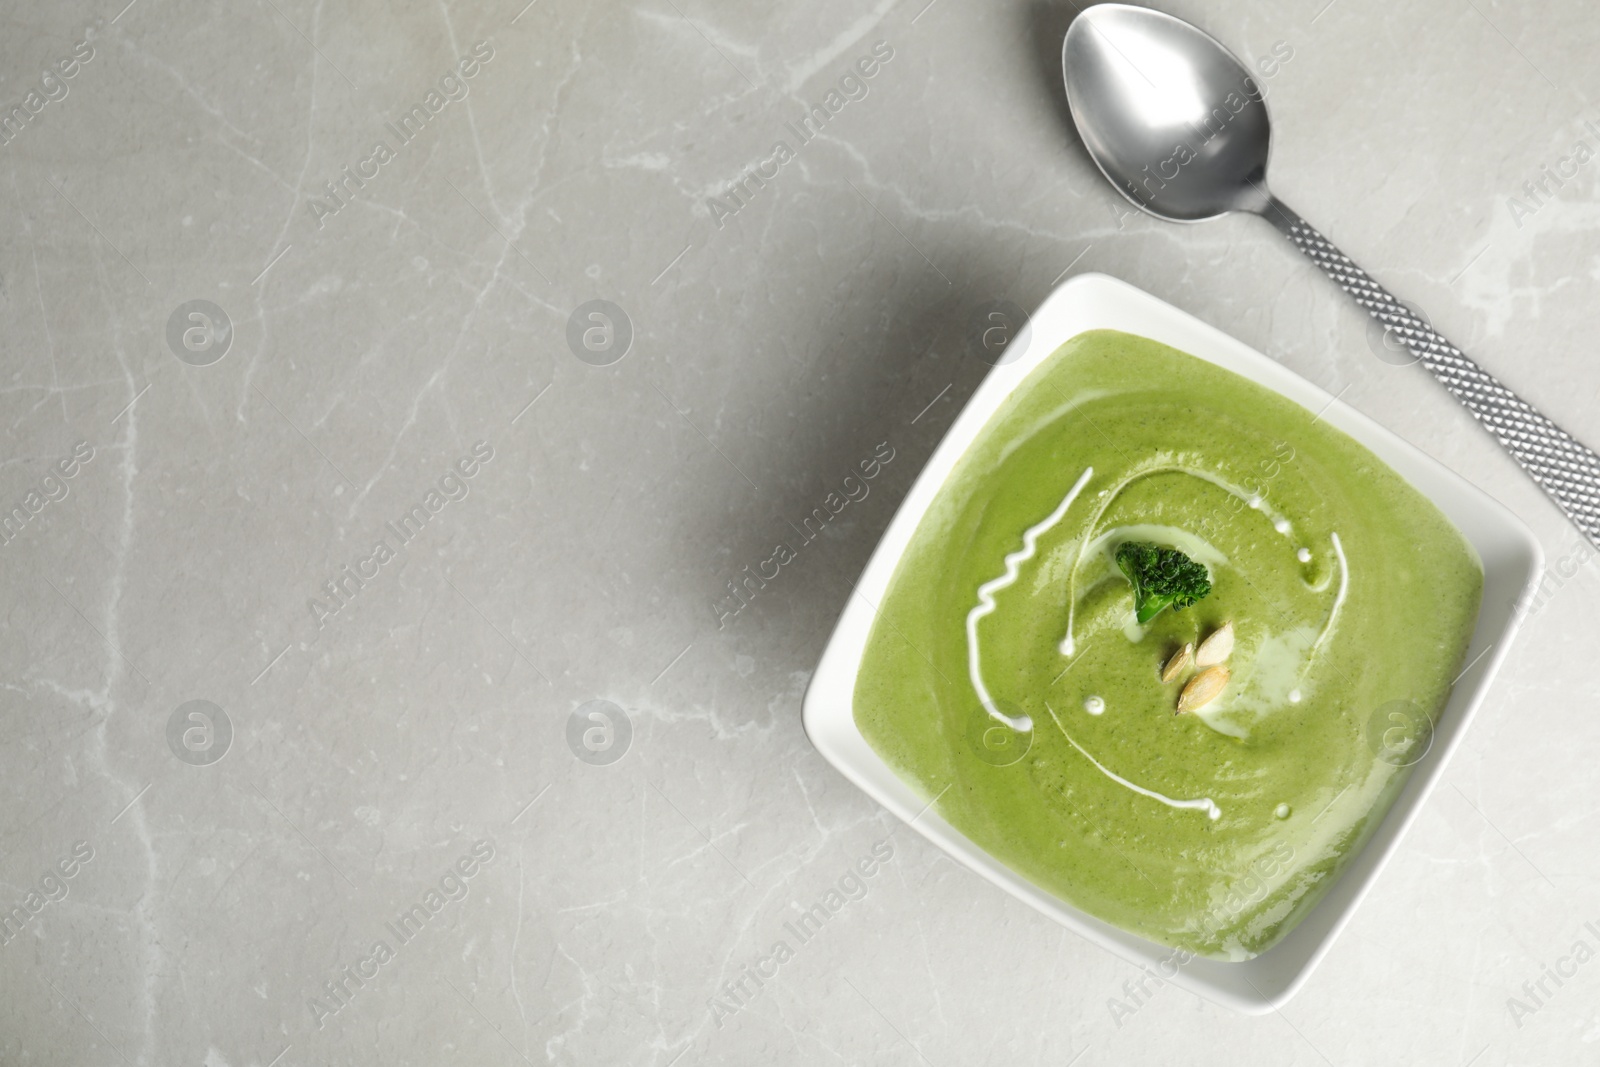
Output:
[{"xmin": 1063, "ymin": 3, "xmax": 1600, "ymax": 548}]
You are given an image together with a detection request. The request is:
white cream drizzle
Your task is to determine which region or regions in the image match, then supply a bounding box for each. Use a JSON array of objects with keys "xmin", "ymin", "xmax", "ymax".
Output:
[
  {"xmin": 1200, "ymin": 535, "xmax": 1346, "ymax": 734},
  {"xmin": 1306, "ymin": 532, "xmax": 1349, "ymax": 664},
  {"xmin": 966, "ymin": 467, "xmax": 1096, "ymax": 730},
  {"xmin": 1045, "ymin": 703, "xmax": 1222, "ymax": 820}
]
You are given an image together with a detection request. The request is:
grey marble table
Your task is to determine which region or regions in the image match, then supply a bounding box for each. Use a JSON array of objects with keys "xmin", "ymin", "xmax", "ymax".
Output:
[{"xmin": 2, "ymin": 0, "xmax": 1597, "ymax": 1064}]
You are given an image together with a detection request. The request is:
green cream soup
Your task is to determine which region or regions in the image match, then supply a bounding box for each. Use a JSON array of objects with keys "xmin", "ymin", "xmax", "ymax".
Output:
[{"xmin": 853, "ymin": 330, "xmax": 1482, "ymax": 960}]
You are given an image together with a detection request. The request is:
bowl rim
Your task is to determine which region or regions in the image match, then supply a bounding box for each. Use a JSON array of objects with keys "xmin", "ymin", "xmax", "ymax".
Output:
[{"xmin": 800, "ymin": 271, "xmax": 1543, "ymax": 1014}]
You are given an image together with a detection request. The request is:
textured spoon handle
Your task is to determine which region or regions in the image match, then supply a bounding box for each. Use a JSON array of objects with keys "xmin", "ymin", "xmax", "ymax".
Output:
[{"xmin": 1266, "ymin": 197, "xmax": 1600, "ymax": 547}]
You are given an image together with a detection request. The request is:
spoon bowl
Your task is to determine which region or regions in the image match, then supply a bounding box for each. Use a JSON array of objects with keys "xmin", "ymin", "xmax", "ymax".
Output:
[{"xmin": 1063, "ymin": 4, "xmax": 1272, "ymax": 221}]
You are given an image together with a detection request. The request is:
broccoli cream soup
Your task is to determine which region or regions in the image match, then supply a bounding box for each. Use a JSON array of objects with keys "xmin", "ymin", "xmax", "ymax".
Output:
[{"xmin": 853, "ymin": 330, "xmax": 1481, "ymax": 960}]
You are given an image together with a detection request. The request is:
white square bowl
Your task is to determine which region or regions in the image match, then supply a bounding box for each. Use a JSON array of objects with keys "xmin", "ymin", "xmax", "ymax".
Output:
[{"xmin": 801, "ymin": 272, "xmax": 1543, "ymax": 1014}]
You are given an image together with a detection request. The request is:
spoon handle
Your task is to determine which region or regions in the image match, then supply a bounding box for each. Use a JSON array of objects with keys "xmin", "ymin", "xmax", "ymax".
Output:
[{"xmin": 1264, "ymin": 196, "xmax": 1600, "ymax": 547}]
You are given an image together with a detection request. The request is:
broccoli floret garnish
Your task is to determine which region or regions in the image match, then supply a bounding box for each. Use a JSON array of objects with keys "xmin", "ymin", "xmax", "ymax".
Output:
[{"xmin": 1114, "ymin": 541, "xmax": 1212, "ymax": 625}]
